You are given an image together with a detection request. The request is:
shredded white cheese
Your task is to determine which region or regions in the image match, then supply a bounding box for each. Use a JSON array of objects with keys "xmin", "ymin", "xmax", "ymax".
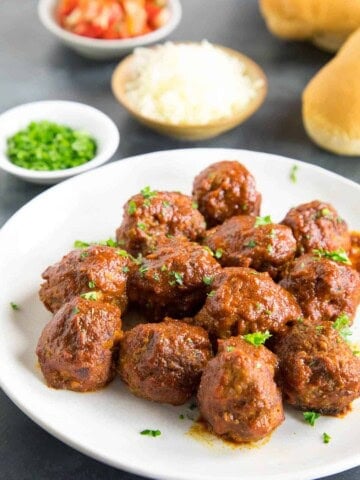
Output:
[{"xmin": 125, "ymin": 41, "xmax": 263, "ymax": 125}]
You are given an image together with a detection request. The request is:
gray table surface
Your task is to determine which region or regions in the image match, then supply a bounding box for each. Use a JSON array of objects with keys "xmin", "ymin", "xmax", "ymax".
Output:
[{"xmin": 1, "ymin": 1, "xmax": 359, "ymax": 479}]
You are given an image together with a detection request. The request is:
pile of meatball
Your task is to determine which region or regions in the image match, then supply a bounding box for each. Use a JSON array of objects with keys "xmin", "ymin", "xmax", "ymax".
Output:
[{"xmin": 36, "ymin": 160, "xmax": 360, "ymax": 444}]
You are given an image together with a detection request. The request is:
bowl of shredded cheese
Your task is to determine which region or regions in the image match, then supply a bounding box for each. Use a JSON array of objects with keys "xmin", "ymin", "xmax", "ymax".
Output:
[{"xmin": 111, "ymin": 41, "xmax": 267, "ymax": 140}]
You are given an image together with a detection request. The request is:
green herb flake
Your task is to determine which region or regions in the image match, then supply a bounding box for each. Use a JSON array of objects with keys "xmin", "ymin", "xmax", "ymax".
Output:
[
  {"xmin": 303, "ymin": 411, "xmax": 320, "ymax": 426},
  {"xmin": 10, "ymin": 302, "xmax": 20, "ymax": 311},
  {"xmin": 140, "ymin": 186, "xmax": 157, "ymax": 200},
  {"xmin": 312, "ymin": 248, "xmax": 351, "ymax": 265},
  {"xmin": 88, "ymin": 281, "xmax": 96, "ymax": 289},
  {"xmin": 267, "ymin": 244, "xmax": 273, "ymax": 253},
  {"xmin": 191, "ymin": 201, "xmax": 198, "ymax": 209},
  {"xmin": 323, "ymin": 432, "xmax": 331, "ymax": 444},
  {"xmin": 226, "ymin": 346, "xmax": 235, "ymax": 352},
  {"xmin": 290, "ymin": 164, "xmax": 299, "ymax": 184},
  {"xmin": 214, "ymin": 248, "xmax": 223, "ymax": 259},
  {"xmin": 122, "ymin": 266, "xmax": 130, "ymax": 273},
  {"xmin": 139, "ymin": 265, "xmax": 149, "ymax": 277},
  {"xmin": 332, "ymin": 313, "xmax": 352, "ymax": 341},
  {"xmin": 202, "ymin": 276, "xmax": 214, "ymax": 286},
  {"xmin": 6, "ymin": 121, "xmax": 96, "ymax": 171},
  {"xmin": 153, "ymin": 272, "xmax": 160, "ymax": 282},
  {"xmin": 243, "ymin": 330, "xmax": 271, "ymax": 346},
  {"xmin": 315, "ymin": 325, "xmax": 324, "ymax": 333},
  {"xmin": 137, "ymin": 222, "xmax": 147, "ymax": 232},
  {"xmin": 80, "ymin": 291, "xmax": 100, "ymax": 301},
  {"xmin": 207, "ymin": 290, "xmax": 216, "ymax": 298},
  {"xmin": 189, "ymin": 403, "xmax": 197, "ymax": 410},
  {"xmin": 100, "ymin": 238, "xmax": 118, "ymax": 247},
  {"xmin": 140, "ymin": 429, "xmax": 161, "ymax": 437},
  {"xmin": 162, "ymin": 200, "xmax": 171, "ymax": 208},
  {"xmin": 161, "ymin": 264, "xmax": 168, "ymax": 272},
  {"xmin": 80, "ymin": 251, "xmax": 89, "ymax": 259},
  {"xmin": 116, "ymin": 249, "xmax": 129, "ymax": 258},
  {"xmin": 244, "ymin": 239, "xmax": 256, "ymax": 248},
  {"xmin": 170, "ymin": 271, "xmax": 184, "ymax": 286},
  {"xmin": 179, "ymin": 414, "xmax": 185, "ymax": 420},
  {"xmin": 255, "ymin": 215, "xmax": 272, "ymax": 227},
  {"xmin": 320, "ymin": 208, "xmax": 332, "ymax": 218},
  {"xmin": 72, "ymin": 307, "xmax": 79, "ymax": 315},
  {"xmin": 128, "ymin": 200, "xmax": 137, "ymax": 215},
  {"xmin": 74, "ymin": 240, "xmax": 90, "ymax": 248}
]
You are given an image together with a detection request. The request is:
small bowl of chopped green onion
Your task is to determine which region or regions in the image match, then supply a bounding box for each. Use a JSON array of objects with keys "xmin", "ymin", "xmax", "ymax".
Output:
[{"xmin": 0, "ymin": 101, "xmax": 119, "ymax": 184}]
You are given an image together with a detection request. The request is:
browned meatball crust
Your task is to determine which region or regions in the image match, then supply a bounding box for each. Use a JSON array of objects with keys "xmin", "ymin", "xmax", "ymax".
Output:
[
  {"xmin": 204, "ymin": 216, "xmax": 296, "ymax": 278},
  {"xmin": 275, "ymin": 321, "xmax": 360, "ymax": 414},
  {"xmin": 36, "ymin": 297, "xmax": 122, "ymax": 392},
  {"xmin": 118, "ymin": 319, "xmax": 213, "ymax": 405},
  {"xmin": 192, "ymin": 161, "xmax": 261, "ymax": 227},
  {"xmin": 116, "ymin": 189, "xmax": 206, "ymax": 256},
  {"xmin": 280, "ymin": 254, "xmax": 360, "ymax": 324},
  {"xmin": 193, "ymin": 267, "xmax": 302, "ymax": 339},
  {"xmin": 128, "ymin": 238, "xmax": 221, "ymax": 321},
  {"xmin": 198, "ymin": 336, "xmax": 284, "ymax": 443},
  {"xmin": 281, "ymin": 200, "xmax": 350, "ymax": 255},
  {"xmin": 39, "ymin": 245, "xmax": 130, "ymax": 314}
]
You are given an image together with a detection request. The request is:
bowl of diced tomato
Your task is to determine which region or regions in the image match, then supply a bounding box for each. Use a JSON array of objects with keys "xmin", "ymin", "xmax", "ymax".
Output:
[{"xmin": 38, "ymin": 0, "xmax": 182, "ymax": 59}]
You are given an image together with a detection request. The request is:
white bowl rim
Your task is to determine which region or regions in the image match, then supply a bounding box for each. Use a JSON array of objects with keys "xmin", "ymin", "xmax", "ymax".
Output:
[
  {"xmin": 38, "ymin": 0, "xmax": 182, "ymax": 50},
  {"xmin": 0, "ymin": 100, "xmax": 120, "ymax": 180}
]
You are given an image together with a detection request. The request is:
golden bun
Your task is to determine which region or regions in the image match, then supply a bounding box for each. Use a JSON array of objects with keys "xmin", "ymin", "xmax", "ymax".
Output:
[
  {"xmin": 259, "ymin": 0, "xmax": 360, "ymax": 52},
  {"xmin": 302, "ymin": 28, "xmax": 360, "ymax": 156}
]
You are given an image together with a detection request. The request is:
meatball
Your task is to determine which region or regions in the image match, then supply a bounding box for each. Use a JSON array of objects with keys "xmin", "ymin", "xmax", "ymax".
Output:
[
  {"xmin": 198, "ymin": 336, "xmax": 284, "ymax": 443},
  {"xmin": 193, "ymin": 267, "xmax": 302, "ymax": 339},
  {"xmin": 36, "ymin": 297, "xmax": 122, "ymax": 392},
  {"xmin": 275, "ymin": 320, "xmax": 360, "ymax": 414},
  {"xmin": 128, "ymin": 238, "xmax": 221, "ymax": 321},
  {"xmin": 281, "ymin": 200, "xmax": 350, "ymax": 255},
  {"xmin": 204, "ymin": 216, "xmax": 296, "ymax": 278},
  {"xmin": 280, "ymin": 253, "xmax": 360, "ymax": 324},
  {"xmin": 192, "ymin": 161, "xmax": 261, "ymax": 227},
  {"xmin": 116, "ymin": 189, "xmax": 206, "ymax": 256},
  {"xmin": 118, "ymin": 319, "xmax": 213, "ymax": 405},
  {"xmin": 39, "ymin": 245, "xmax": 130, "ymax": 314}
]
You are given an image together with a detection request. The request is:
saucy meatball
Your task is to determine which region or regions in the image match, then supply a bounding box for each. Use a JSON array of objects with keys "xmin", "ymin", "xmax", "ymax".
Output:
[
  {"xmin": 118, "ymin": 319, "xmax": 213, "ymax": 405},
  {"xmin": 36, "ymin": 297, "xmax": 122, "ymax": 392},
  {"xmin": 281, "ymin": 200, "xmax": 350, "ymax": 255},
  {"xmin": 193, "ymin": 267, "xmax": 301, "ymax": 339},
  {"xmin": 204, "ymin": 216, "xmax": 296, "ymax": 278},
  {"xmin": 39, "ymin": 245, "xmax": 130, "ymax": 314},
  {"xmin": 116, "ymin": 189, "xmax": 206, "ymax": 256},
  {"xmin": 198, "ymin": 336, "xmax": 284, "ymax": 442},
  {"xmin": 280, "ymin": 253, "xmax": 360, "ymax": 324},
  {"xmin": 192, "ymin": 161, "xmax": 261, "ymax": 227},
  {"xmin": 128, "ymin": 238, "xmax": 221, "ymax": 321},
  {"xmin": 275, "ymin": 320, "xmax": 360, "ymax": 414}
]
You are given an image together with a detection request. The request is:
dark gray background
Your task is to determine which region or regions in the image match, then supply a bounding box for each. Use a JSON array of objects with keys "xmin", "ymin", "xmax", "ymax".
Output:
[{"xmin": 0, "ymin": 1, "xmax": 359, "ymax": 479}]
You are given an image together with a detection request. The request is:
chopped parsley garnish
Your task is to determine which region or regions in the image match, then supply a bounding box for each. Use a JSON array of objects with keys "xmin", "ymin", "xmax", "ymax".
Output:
[
  {"xmin": 290, "ymin": 164, "xmax": 298, "ymax": 184},
  {"xmin": 170, "ymin": 271, "xmax": 184, "ymax": 286},
  {"xmin": 80, "ymin": 291, "xmax": 100, "ymax": 301},
  {"xmin": 161, "ymin": 264, "xmax": 168, "ymax": 272},
  {"xmin": 140, "ymin": 186, "xmax": 157, "ymax": 200},
  {"xmin": 323, "ymin": 432, "xmax": 331, "ymax": 444},
  {"xmin": 72, "ymin": 307, "xmax": 79, "ymax": 315},
  {"xmin": 128, "ymin": 200, "xmax": 137, "ymax": 215},
  {"xmin": 137, "ymin": 222, "xmax": 147, "ymax": 231},
  {"xmin": 312, "ymin": 248, "xmax": 351, "ymax": 265},
  {"xmin": 268, "ymin": 228, "xmax": 276, "ymax": 239},
  {"xmin": 6, "ymin": 121, "xmax": 96, "ymax": 171},
  {"xmin": 97, "ymin": 238, "xmax": 118, "ymax": 247},
  {"xmin": 303, "ymin": 411, "xmax": 320, "ymax": 426},
  {"xmin": 162, "ymin": 200, "xmax": 171, "ymax": 208},
  {"xmin": 255, "ymin": 215, "xmax": 272, "ymax": 227},
  {"xmin": 226, "ymin": 345, "xmax": 235, "ymax": 352},
  {"xmin": 332, "ymin": 314, "xmax": 352, "ymax": 341},
  {"xmin": 264, "ymin": 309, "xmax": 272, "ymax": 316},
  {"xmin": 139, "ymin": 265, "xmax": 148, "ymax": 276},
  {"xmin": 88, "ymin": 281, "xmax": 96, "ymax": 289},
  {"xmin": 191, "ymin": 201, "xmax": 198, "ymax": 209},
  {"xmin": 153, "ymin": 272, "xmax": 160, "ymax": 282},
  {"xmin": 243, "ymin": 330, "xmax": 271, "ymax": 346},
  {"xmin": 116, "ymin": 249, "xmax": 129, "ymax": 258},
  {"xmin": 80, "ymin": 251, "xmax": 89, "ymax": 259},
  {"xmin": 352, "ymin": 349, "xmax": 360, "ymax": 357},
  {"xmin": 10, "ymin": 302, "xmax": 20, "ymax": 311},
  {"xmin": 207, "ymin": 290, "xmax": 216, "ymax": 298},
  {"xmin": 244, "ymin": 239, "xmax": 256, "ymax": 248},
  {"xmin": 214, "ymin": 248, "xmax": 223, "ymax": 259},
  {"xmin": 179, "ymin": 414, "xmax": 185, "ymax": 420},
  {"xmin": 202, "ymin": 276, "xmax": 214, "ymax": 286},
  {"xmin": 140, "ymin": 429, "xmax": 161, "ymax": 437},
  {"xmin": 267, "ymin": 244, "xmax": 273, "ymax": 253},
  {"xmin": 315, "ymin": 325, "xmax": 324, "ymax": 333},
  {"xmin": 74, "ymin": 240, "xmax": 90, "ymax": 248},
  {"xmin": 122, "ymin": 266, "xmax": 130, "ymax": 273},
  {"xmin": 320, "ymin": 208, "xmax": 332, "ymax": 218}
]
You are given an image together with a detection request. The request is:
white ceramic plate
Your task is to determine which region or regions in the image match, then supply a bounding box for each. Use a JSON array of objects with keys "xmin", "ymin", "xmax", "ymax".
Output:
[{"xmin": 0, "ymin": 148, "xmax": 359, "ymax": 480}]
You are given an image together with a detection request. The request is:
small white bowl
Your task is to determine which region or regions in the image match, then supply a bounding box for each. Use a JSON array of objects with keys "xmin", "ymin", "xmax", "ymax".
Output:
[
  {"xmin": 0, "ymin": 101, "xmax": 120, "ymax": 184},
  {"xmin": 38, "ymin": 0, "xmax": 182, "ymax": 60}
]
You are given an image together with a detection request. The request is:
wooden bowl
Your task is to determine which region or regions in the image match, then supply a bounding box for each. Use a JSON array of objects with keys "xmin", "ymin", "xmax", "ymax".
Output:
[{"xmin": 111, "ymin": 44, "xmax": 268, "ymax": 141}]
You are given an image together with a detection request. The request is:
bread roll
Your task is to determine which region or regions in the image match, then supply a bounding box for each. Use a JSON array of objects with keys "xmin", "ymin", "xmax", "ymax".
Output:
[
  {"xmin": 259, "ymin": 0, "xmax": 360, "ymax": 52},
  {"xmin": 302, "ymin": 28, "xmax": 360, "ymax": 156}
]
